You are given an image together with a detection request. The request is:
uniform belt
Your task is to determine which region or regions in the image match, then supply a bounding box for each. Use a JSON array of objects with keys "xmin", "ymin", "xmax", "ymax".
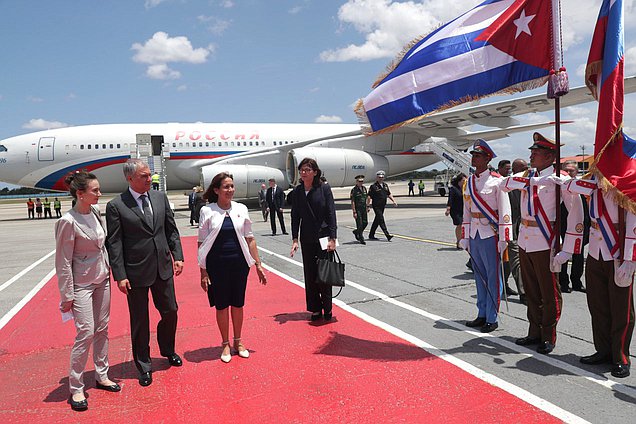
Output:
[
  {"xmin": 471, "ymin": 212, "xmax": 497, "ymax": 218},
  {"xmin": 521, "ymin": 218, "xmax": 555, "ymax": 228},
  {"xmin": 591, "ymin": 221, "xmax": 618, "ymax": 231}
]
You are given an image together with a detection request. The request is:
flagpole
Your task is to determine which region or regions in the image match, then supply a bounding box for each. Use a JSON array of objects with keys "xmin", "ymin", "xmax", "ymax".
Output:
[{"xmin": 551, "ymin": 0, "xmax": 564, "ymax": 255}]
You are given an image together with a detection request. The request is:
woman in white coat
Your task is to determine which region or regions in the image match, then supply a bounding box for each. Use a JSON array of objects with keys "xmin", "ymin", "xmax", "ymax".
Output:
[
  {"xmin": 198, "ymin": 172, "xmax": 267, "ymax": 363},
  {"xmin": 55, "ymin": 171, "xmax": 120, "ymax": 412}
]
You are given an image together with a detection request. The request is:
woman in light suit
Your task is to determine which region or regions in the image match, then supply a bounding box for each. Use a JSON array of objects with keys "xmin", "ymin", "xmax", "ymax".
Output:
[
  {"xmin": 198, "ymin": 172, "xmax": 267, "ymax": 363},
  {"xmin": 55, "ymin": 171, "xmax": 120, "ymax": 412}
]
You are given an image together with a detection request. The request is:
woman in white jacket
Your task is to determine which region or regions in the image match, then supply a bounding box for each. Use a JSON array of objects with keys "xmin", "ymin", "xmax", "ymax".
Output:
[
  {"xmin": 55, "ymin": 171, "xmax": 120, "ymax": 412},
  {"xmin": 198, "ymin": 172, "xmax": 267, "ymax": 362}
]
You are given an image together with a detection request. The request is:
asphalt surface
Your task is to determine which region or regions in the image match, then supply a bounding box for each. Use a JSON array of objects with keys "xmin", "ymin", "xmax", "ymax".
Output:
[{"xmin": 0, "ymin": 182, "xmax": 635, "ymax": 423}]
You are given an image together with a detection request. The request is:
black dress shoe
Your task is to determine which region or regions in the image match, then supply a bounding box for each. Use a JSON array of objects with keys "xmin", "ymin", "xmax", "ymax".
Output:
[
  {"xmin": 580, "ymin": 352, "xmax": 611, "ymax": 365},
  {"xmin": 572, "ymin": 285, "xmax": 586, "ymax": 293},
  {"xmin": 166, "ymin": 353, "xmax": 183, "ymax": 367},
  {"xmin": 139, "ymin": 372, "xmax": 153, "ymax": 387},
  {"xmin": 505, "ymin": 285, "xmax": 518, "ymax": 296},
  {"xmin": 310, "ymin": 312, "xmax": 322, "ymax": 321},
  {"xmin": 481, "ymin": 322, "xmax": 498, "ymax": 333},
  {"xmin": 519, "ymin": 294, "xmax": 527, "ymax": 305},
  {"xmin": 368, "ymin": 236, "xmax": 379, "ymax": 240},
  {"xmin": 283, "ymin": 232, "xmax": 289, "ymax": 235},
  {"xmin": 611, "ymin": 364, "xmax": 630, "ymax": 378},
  {"xmin": 386, "ymin": 234, "xmax": 393, "ymax": 241},
  {"xmin": 561, "ymin": 285, "xmax": 572, "ymax": 293},
  {"xmin": 515, "ymin": 336, "xmax": 541, "ymax": 346},
  {"xmin": 465, "ymin": 317, "xmax": 486, "ymax": 328},
  {"xmin": 537, "ymin": 341, "xmax": 555, "ymax": 354},
  {"xmin": 95, "ymin": 381, "xmax": 122, "ymax": 392},
  {"xmin": 68, "ymin": 395, "xmax": 88, "ymax": 411},
  {"xmin": 359, "ymin": 239, "xmax": 366, "ymax": 245},
  {"xmin": 324, "ymin": 311, "xmax": 333, "ymax": 321}
]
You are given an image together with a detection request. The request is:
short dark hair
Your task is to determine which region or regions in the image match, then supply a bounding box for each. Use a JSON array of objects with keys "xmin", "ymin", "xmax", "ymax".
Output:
[
  {"xmin": 298, "ymin": 158, "xmax": 322, "ymax": 188},
  {"xmin": 203, "ymin": 172, "xmax": 233, "ymax": 203},
  {"xmin": 497, "ymin": 160, "xmax": 511, "ymax": 169},
  {"xmin": 64, "ymin": 170, "xmax": 98, "ymax": 199}
]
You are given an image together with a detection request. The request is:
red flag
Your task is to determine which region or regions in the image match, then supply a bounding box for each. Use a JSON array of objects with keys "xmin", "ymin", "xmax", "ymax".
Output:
[{"xmin": 586, "ymin": 0, "xmax": 636, "ymax": 214}]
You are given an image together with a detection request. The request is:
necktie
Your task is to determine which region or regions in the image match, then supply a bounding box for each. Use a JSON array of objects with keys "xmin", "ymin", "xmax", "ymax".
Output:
[{"xmin": 140, "ymin": 194, "xmax": 153, "ymax": 227}]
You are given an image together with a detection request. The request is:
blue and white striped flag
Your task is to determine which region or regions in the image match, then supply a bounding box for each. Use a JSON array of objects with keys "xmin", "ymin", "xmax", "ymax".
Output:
[{"xmin": 355, "ymin": 0, "xmax": 555, "ymax": 135}]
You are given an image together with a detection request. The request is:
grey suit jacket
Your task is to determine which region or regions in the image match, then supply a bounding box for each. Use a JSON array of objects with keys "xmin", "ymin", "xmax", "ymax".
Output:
[
  {"xmin": 106, "ymin": 189, "xmax": 183, "ymax": 287},
  {"xmin": 55, "ymin": 206, "xmax": 110, "ymax": 302}
]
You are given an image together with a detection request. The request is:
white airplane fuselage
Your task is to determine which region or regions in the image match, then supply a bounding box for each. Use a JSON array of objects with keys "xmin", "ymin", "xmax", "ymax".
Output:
[{"xmin": 0, "ymin": 123, "xmax": 437, "ymax": 194}]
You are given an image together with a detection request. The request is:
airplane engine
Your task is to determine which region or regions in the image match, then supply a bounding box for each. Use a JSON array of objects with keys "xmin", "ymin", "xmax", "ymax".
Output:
[
  {"xmin": 286, "ymin": 147, "xmax": 389, "ymax": 186},
  {"xmin": 199, "ymin": 164, "xmax": 285, "ymax": 199}
]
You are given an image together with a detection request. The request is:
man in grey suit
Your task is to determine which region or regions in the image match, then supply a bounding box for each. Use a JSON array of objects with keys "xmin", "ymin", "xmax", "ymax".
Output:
[{"xmin": 106, "ymin": 159, "xmax": 184, "ymax": 387}]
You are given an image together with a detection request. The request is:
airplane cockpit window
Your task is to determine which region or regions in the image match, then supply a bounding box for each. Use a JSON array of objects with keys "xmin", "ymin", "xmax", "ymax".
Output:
[{"xmin": 0, "ymin": 145, "xmax": 7, "ymax": 152}]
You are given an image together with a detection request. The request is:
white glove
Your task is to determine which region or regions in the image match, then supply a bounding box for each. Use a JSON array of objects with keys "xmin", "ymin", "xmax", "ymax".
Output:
[
  {"xmin": 615, "ymin": 261, "xmax": 636, "ymax": 287},
  {"xmin": 550, "ymin": 251, "xmax": 572, "ymax": 273},
  {"xmin": 497, "ymin": 240, "xmax": 508, "ymax": 256},
  {"xmin": 458, "ymin": 239, "xmax": 470, "ymax": 252},
  {"xmin": 534, "ymin": 174, "xmax": 564, "ymax": 186}
]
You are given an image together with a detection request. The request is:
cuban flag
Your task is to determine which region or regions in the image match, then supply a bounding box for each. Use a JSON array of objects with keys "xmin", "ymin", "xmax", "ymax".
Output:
[
  {"xmin": 355, "ymin": 0, "xmax": 555, "ymax": 135},
  {"xmin": 586, "ymin": 0, "xmax": 636, "ymax": 214}
]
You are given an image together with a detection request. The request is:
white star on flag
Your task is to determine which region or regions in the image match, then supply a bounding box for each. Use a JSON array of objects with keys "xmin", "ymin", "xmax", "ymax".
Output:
[{"xmin": 513, "ymin": 9, "xmax": 536, "ymax": 39}]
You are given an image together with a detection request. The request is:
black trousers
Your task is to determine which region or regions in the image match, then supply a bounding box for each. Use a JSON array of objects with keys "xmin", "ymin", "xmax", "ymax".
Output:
[
  {"xmin": 560, "ymin": 252, "xmax": 584, "ymax": 289},
  {"xmin": 126, "ymin": 275, "xmax": 178, "ymax": 374},
  {"xmin": 369, "ymin": 205, "xmax": 389, "ymax": 237},
  {"xmin": 300, "ymin": 241, "xmax": 332, "ymax": 314},
  {"xmin": 269, "ymin": 208, "xmax": 286, "ymax": 234}
]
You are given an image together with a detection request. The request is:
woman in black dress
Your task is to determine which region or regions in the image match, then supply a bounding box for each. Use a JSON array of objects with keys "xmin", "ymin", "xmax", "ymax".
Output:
[
  {"xmin": 290, "ymin": 158, "xmax": 337, "ymax": 321},
  {"xmin": 445, "ymin": 173, "xmax": 466, "ymax": 249},
  {"xmin": 198, "ymin": 172, "xmax": 267, "ymax": 362}
]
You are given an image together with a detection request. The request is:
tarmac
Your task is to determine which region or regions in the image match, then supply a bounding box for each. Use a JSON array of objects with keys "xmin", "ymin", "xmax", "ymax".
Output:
[{"xmin": 0, "ymin": 182, "xmax": 634, "ymax": 423}]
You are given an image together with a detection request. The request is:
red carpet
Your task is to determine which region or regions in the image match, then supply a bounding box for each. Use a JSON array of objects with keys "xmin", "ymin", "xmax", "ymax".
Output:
[{"xmin": 0, "ymin": 236, "xmax": 561, "ymax": 423}]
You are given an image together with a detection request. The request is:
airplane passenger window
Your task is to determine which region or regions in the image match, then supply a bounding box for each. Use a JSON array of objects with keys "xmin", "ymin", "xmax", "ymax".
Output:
[
  {"xmin": 65, "ymin": 145, "xmax": 70, "ymax": 150},
  {"xmin": 186, "ymin": 142, "xmax": 190, "ymax": 147},
  {"xmin": 179, "ymin": 143, "xmax": 183, "ymax": 147},
  {"xmin": 205, "ymin": 142, "xmax": 209, "ymax": 147},
  {"xmin": 172, "ymin": 143, "xmax": 176, "ymax": 148},
  {"xmin": 109, "ymin": 144, "xmax": 113, "ymax": 149},
  {"xmin": 0, "ymin": 145, "xmax": 6, "ymax": 152},
  {"xmin": 249, "ymin": 142, "xmax": 253, "ymax": 146},
  {"xmin": 199, "ymin": 142, "xmax": 203, "ymax": 147},
  {"xmin": 124, "ymin": 143, "xmax": 128, "ymax": 148},
  {"xmin": 80, "ymin": 145, "xmax": 84, "ymax": 150},
  {"xmin": 73, "ymin": 145, "xmax": 77, "ymax": 149},
  {"xmin": 95, "ymin": 144, "xmax": 99, "ymax": 149},
  {"xmin": 224, "ymin": 142, "xmax": 228, "ymax": 146},
  {"xmin": 117, "ymin": 144, "xmax": 121, "ymax": 149},
  {"xmin": 87, "ymin": 145, "xmax": 92, "ymax": 149},
  {"xmin": 102, "ymin": 144, "xmax": 106, "ymax": 149},
  {"xmin": 273, "ymin": 141, "xmax": 277, "ymax": 146}
]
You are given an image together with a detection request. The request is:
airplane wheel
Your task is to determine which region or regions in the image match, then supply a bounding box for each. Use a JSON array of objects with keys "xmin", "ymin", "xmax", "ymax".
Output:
[{"xmin": 438, "ymin": 187, "xmax": 446, "ymax": 196}]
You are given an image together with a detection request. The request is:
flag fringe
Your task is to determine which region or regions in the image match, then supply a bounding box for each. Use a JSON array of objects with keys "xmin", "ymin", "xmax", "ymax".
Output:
[
  {"xmin": 589, "ymin": 125, "xmax": 636, "ymax": 215},
  {"xmin": 356, "ymin": 75, "xmax": 548, "ymax": 136}
]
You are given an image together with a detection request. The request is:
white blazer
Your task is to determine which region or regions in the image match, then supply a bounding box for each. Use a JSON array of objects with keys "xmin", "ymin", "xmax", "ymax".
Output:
[
  {"xmin": 198, "ymin": 201, "xmax": 256, "ymax": 269},
  {"xmin": 55, "ymin": 206, "xmax": 110, "ymax": 302}
]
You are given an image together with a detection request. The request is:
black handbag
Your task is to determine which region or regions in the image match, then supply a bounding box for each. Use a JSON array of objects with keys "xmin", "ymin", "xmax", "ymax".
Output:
[{"xmin": 316, "ymin": 250, "xmax": 345, "ymax": 297}]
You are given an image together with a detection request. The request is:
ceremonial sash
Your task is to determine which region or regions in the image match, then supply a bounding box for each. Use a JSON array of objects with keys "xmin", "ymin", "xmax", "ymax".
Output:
[
  {"xmin": 589, "ymin": 179, "xmax": 620, "ymax": 258},
  {"xmin": 525, "ymin": 170, "xmax": 554, "ymax": 245},
  {"xmin": 468, "ymin": 174, "xmax": 498, "ymax": 227}
]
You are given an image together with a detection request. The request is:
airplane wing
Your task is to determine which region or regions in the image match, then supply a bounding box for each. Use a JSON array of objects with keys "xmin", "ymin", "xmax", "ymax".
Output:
[{"xmin": 403, "ymin": 75, "xmax": 636, "ymax": 137}]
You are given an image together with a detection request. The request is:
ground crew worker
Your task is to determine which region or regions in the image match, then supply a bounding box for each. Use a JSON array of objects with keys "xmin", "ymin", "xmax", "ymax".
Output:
[
  {"xmin": 43, "ymin": 197, "xmax": 52, "ymax": 218},
  {"xmin": 502, "ymin": 132, "xmax": 584, "ymax": 355},
  {"xmin": 565, "ymin": 177, "xmax": 635, "ymax": 378},
  {"xmin": 350, "ymin": 175, "xmax": 368, "ymax": 244},
  {"xmin": 151, "ymin": 172, "xmax": 161, "ymax": 190},
  {"xmin": 418, "ymin": 180, "xmax": 425, "ymax": 196},
  {"xmin": 26, "ymin": 198, "xmax": 35, "ymax": 219},
  {"xmin": 459, "ymin": 139, "xmax": 512, "ymax": 333},
  {"xmin": 367, "ymin": 170, "xmax": 397, "ymax": 241},
  {"xmin": 53, "ymin": 197, "xmax": 62, "ymax": 218}
]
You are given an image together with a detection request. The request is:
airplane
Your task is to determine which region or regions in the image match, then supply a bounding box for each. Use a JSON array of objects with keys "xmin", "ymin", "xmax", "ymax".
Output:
[{"xmin": 1, "ymin": 77, "xmax": 635, "ymax": 198}]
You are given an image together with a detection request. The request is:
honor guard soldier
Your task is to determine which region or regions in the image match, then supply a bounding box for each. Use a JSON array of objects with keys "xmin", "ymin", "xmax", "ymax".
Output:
[
  {"xmin": 459, "ymin": 139, "xmax": 512, "ymax": 333},
  {"xmin": 565, "ymin": 177, "xmax": 635, "ymax": 378},
  {"xmin": 367, "ymin": 170, "xmax": 397, "ymax": 241},
  {"xmin": 502, "ymin": 132, "xmax": 584, "ymax": 354},
  {"xmin": 350, "ymin": 175, "xmax": 368, "ymax": 244}
]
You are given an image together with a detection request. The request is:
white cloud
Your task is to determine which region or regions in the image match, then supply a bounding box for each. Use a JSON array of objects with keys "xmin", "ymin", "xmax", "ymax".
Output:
[
  {"xmin": 132, "ymin": 32, "xmax": 214, "ymax": 79},
  {"xmin": 145, "ymin": 0, "xmax": 170, "ymax": 9},
  {"xmin": 289, "ymin": 6, "xmax": 302, "ymax": 14},
  {"xmin": 66, "ymin": 93, "xmax": 77, "ymax": 100},
  {"xmin": 22, "ymin": 118, "xmax": 69, "ymax": 130},
  {"xmin": 197, "ymin": 15, "xmax": 232, "ymax": 35},
  {"xmin": 219, "ymin": 0, "xmax": 234, "ymax": 8},
  {"xmin": 626, "ymin": 45, "xmax": 636, "ymax": 76},
  {"xmin": 177, "ymin": 84, "xmax": 188, "ymax": 91},
  {"xmin": 27, "ymin": 96, "xmax": 44, "ymax": 103},
  {"xmin": 315, "ymin": 115, "xmax": 343, "ymax": 123}
]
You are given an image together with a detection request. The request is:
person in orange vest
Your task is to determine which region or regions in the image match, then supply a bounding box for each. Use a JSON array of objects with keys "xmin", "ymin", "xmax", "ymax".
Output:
[{"xmin": 26, "ymin": 198, "xmax": 35, "ymax": 219}]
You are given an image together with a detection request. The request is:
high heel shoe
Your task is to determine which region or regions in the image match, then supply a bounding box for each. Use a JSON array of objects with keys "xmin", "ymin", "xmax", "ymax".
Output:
[
  {"xmin": 220, "ymin": 341, "xmax": 232, "ymax": 363},
  {"xmin": 233, "ymin": 337, "xmax": 250, "ymax": 358}
]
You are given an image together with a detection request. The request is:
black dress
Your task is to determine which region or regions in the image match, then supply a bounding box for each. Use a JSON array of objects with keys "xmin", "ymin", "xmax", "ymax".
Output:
[
  {"xmin": 205, "ymin": 215, "xmax": 249, "ymax": 309},
  {"xmin": 447, "ymin": 185, "xmax": 464, "ymax": 225}
]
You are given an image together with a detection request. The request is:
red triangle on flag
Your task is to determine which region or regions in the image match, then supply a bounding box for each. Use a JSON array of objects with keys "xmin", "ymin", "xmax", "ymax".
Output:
[{"xmin": 475, "ymin": 0, "xmax": 553, "ymax": 71}]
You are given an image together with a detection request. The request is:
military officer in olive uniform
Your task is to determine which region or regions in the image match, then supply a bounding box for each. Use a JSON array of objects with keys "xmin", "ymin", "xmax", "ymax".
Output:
[
  {"xmin": 367, "ymin": 170, "xmax": 397, "ymax": 241},
  {"xmin": 350, "ymin": 175, "xmax": 368, "ymax": 244}
]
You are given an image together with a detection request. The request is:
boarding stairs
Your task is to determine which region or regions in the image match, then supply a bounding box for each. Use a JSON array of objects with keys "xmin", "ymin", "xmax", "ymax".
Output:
[
  {"xmin": 419, "ymin": 140, "xmax": 474, "ymax": 176},
  {"xmin": 132, "ymin": 133, "xmax": 168, "ymax": 191}
]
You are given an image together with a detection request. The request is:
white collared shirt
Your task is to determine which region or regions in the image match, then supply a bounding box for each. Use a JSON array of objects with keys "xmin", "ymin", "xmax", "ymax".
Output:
[{"xmin": 129, "ymin": 187, "xmax": 153, "ymax": 214}]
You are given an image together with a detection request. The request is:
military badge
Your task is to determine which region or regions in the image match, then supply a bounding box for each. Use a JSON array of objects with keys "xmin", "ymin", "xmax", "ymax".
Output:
[
  {"xmin": 575, "ymin": 223, "xmax": 584, "ymax": 233},
  {"xmin": 503, "ymin": 214, "xmax": 510, "ymax": 223}
]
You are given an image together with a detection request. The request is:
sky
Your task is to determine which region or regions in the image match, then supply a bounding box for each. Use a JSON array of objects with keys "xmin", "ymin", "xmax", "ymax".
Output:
[{"xmin": 1, "ymin": 0, "xmax": 635, "ymax": 188}]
